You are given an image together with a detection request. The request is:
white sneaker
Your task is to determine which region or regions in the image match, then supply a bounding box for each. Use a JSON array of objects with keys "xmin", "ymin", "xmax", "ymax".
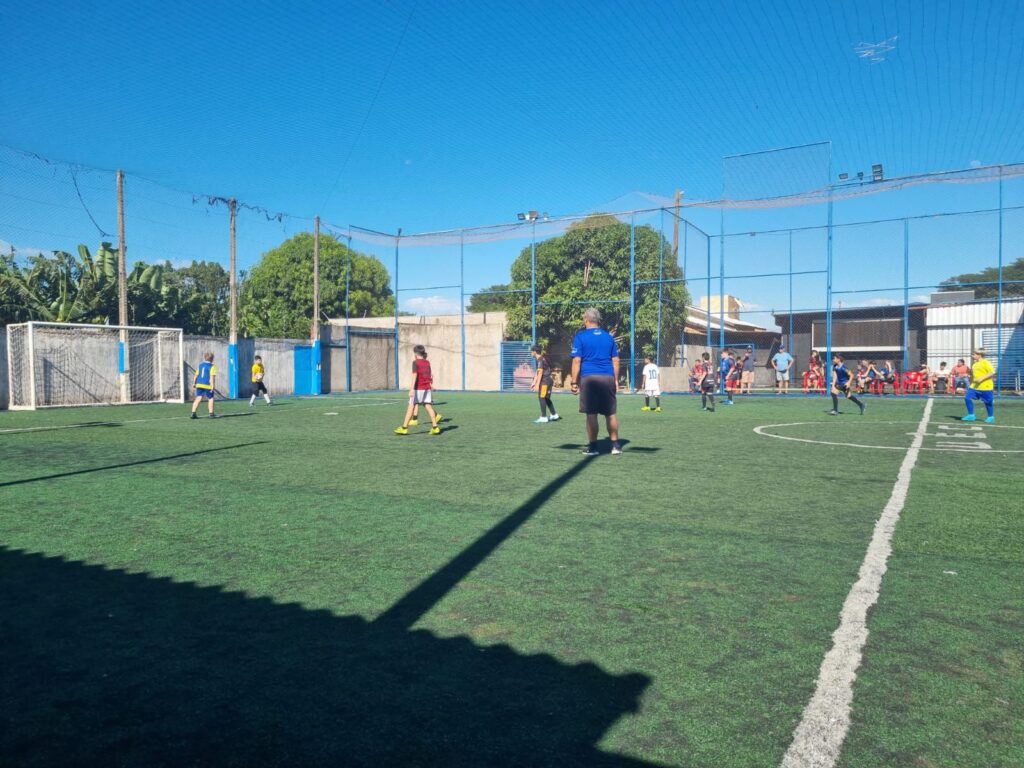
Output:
[
  {"xmin": 548, "ymin": 414, "xmax": 560, "ymax": 421},
  {"xmin": 534, "ymin": 416, "xmax": 549, "ymax": 423},
  {"xmin": 611, "ymin": 443, "xmax": 622, "ymax": 455}
]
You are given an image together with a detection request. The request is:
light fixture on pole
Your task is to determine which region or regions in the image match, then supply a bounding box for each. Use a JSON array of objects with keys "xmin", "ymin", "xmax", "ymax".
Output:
[
  {"xmin": 872, "ymin": 164, "xmax": 884, "ymax": 182},
  {"xmin": 516, "ymin": 211, "xmax": 540, "ymax": 222}
]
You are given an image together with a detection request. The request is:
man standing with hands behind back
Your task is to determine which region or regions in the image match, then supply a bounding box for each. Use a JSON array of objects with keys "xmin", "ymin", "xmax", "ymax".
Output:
[{"xmin": 570, "ymin": 308, "xmax": 622, "ymax": 456}]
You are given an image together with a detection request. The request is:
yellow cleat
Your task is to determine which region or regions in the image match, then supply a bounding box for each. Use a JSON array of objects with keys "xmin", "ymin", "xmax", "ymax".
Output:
[
  {"xmin": 654, "ymin": 407, "xmax": 662, "ymax": 412},
  {"xmin": 430, "ymin": 426, "xmax": 441, "ymax": 435},
  {"xmin": 434, "ymin": 413, "xmax": 443, "ymax": 423},
  {"xmin": 394, "ymin": 427, "xmax": 408, "ymax": 435},
  {"xmin": 641, "ymin": 406, "xmax": 651, "ymax": 411},
  {"xmin": 408, "ymin": 419, "xmax": 419, "ymax": 426}
]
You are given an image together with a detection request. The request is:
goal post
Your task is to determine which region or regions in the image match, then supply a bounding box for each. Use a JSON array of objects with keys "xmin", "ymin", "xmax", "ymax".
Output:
[{"xmin": 5, "ymin": 321, "xmax": 185, "ymax": 410}]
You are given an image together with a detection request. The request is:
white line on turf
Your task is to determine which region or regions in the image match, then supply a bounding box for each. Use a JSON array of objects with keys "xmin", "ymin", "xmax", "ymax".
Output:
[
  {"xmin": 0, "ymin": 398, "xmax": 402, "ymax": 435},
  {"xmin": 781, "ymin": 398, "xmax": 934, "ymax": 768}
]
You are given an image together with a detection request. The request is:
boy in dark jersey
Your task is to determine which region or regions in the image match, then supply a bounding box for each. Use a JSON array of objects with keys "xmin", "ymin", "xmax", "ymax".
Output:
[
  {"xmin": 190, "ymin": 352, "xmax": 217, "ymax": 419},
  {"xmin": 530, "ymin": 344, "xmax": 560, "ymax": 423},
  {"xmin": 830, "ymin": 353, "xmax": 866, "ymax": 416},
  {"xmin": 395, "ymin": 345, "xmax": 441, "ymax": 435},
  {"xmin": 697, "ymin": 351, "xmax": 716, "ymax": 412},
  {"xmin": 719, "ymin": 349, "xmax": 735, "ymax": 405}
]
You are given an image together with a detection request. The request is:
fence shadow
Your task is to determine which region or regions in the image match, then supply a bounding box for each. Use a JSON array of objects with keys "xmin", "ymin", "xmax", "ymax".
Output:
[{"xmin": 0, "ymin": 457, "xmax": 660, "ymax": 767}]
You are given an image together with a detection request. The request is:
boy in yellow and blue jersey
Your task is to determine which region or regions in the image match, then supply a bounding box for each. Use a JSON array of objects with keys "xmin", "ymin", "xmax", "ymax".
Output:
[
  {"xmin": 249, "ymin": 355, "xmax": 272, "ymax": 407},
  {"xmin": 962, "ymin": 347, "xmax": 996, "ymax": 423},
  {"xmin": 190, "ymin": 352, "xmax": 217, "ymax": 419}
]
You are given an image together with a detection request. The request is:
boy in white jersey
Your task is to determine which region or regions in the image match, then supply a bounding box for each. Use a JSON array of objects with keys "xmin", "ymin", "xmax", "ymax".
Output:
[{"xmin": 639, "ymin": 355, "xmax": 662, "ymax": 412}]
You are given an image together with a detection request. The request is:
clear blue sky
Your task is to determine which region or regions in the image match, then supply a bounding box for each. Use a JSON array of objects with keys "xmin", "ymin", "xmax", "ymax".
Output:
[{"xmin": 2, "ymin": 0, "xmax": 1022, "ymax": 318}]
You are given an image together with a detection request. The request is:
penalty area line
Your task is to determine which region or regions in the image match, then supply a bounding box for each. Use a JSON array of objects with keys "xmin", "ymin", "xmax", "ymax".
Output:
[{"xmin": 781, "ymin": 398, "xmax": 934, "ymax": 768}]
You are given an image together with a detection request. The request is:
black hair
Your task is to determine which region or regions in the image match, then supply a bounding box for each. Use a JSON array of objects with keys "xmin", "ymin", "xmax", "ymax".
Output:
[
  {"xmin": 530, "ymin": 344, "xmax": 542, "ymax": 354},
  {"xmin": 413, "ymin": 344, "xmax": 427, "ymax": 357},
  {"xmin": 255, "ymin": 355, "xmax": 262, "ymax": 361}
]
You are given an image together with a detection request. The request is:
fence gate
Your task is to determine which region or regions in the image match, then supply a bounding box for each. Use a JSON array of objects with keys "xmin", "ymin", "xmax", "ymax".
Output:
[
  {"xmin": 347, "ymin": 328, "xmax": 396, "ymax": 391},
  {"xmin": 500, "ymin": 341, "xmax": 534, "ymax": 391}
]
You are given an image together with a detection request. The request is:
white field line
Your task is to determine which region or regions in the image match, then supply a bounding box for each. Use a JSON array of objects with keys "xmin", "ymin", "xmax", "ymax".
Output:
[
  {"xmin": 0, "ymin": 398, "xmax": 402, "ymax": 435},
  {"xmin": 781, "ymin": 398, "xmax": 934, "ymax": 768}
]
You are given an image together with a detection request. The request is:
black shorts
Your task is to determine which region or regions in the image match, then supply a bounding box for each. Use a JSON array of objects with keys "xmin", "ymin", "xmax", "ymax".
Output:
[
  {"xmin": 538, "ymin": 381, "xmax": 553, "ymax": 399},
  {"xmin": 253, "ymin": 381, "xmax": 268, "ymax": 395},
  {"xmin": 700, "ymin": 381, "xmax": 715, "ymax": 393},
  {"xmin": 579, "ymin": 375, "xmax": 617, "ymax": 415},
  {"xmin": 836, "ymin": 382, "xmax": 851, "ymax": 395}
]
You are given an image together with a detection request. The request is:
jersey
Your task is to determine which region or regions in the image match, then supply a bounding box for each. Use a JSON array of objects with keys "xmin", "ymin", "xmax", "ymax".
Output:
[
  {"xmin": 642, "ymin": 363, "xmax": 660, "ymax": 390},
  {"xmin": 971, "ymin": 358, "xmax": 995, "ymax": 391},
  {"xmin": 720, "ymin": 356, "xmax": 734, "ymax": 376},
  {"xmin": 536, "ymin": 355, "xmax": 553, "ymax": 386},
  {"xmin": 195, "ymin": 361, "xmax": 216, "ymax": 390},
  {"xmin": 251, "ymin": 362, "xmax": 265, "ymax": 383},
  {"xmin": 571, "ymin": 328, "xmax": 619, "ymax": 377},
  {"xmin": 833, "ymin": 362, "xmax": 851, "ymax": 387},
  {"xmin": 412, "ymin": 358, "xmax": 433, "ymax": 390}
]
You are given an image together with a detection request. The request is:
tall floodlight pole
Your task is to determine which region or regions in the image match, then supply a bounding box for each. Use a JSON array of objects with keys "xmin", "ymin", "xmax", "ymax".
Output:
[
  {"xmin": 997, "ymin": 168, "xmax": 1004, "ymax": 399},
  {"xmin": 394, "ymin": 229, "xmax": 401, "ymax": 390},
  {"xmin": 657, "ymin": 207, "xmax": 665, "ymax": 365},
  {"xmin": 629, "ymin": 215, "xmax": 636, "ymax": 389},
  {"xmin": 313, "ymin": 216, "xmax": 321, "ymax": 395},
  {"xmin": 117, "ymin": 170, "xmax": 128, "ymax": 403},
  {"xmin": 902, "ymin": 219, "xmax": 910, "ymax": 373},
  {"xmin": 228, "ymin": 198, "xmax": 239, "ymax": 400},
  {"xmin": 530, "ymin": 219, "xmax": 537, "ymax": 346},
  {"xmin": 788, "ymin": 230, "xmax": 794, "ymax": 348},
  {"xmin": 460, "ymin": 232, "xmax": 466, "ymax": 391},
  {"xmin": 345, "ymin": 234, "xmax": 352, "ymax": 392}
]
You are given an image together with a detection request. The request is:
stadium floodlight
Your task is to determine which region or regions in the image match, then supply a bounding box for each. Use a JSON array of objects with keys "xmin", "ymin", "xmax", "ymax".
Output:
[
  {"xmin": 857, "ymin": 171, "xmax": 865, "ymax": 180},
  {"xmin": 872, "ymin": 163, "xmax": 884, "ymax": 181},
  {"xmin": 838, "ymin": 172, "xmax": 849, "ymax": 181},
  {"xmin": 516, "ymin": 211, "xmax": 540, "ymax": 222},
  {"xmin": 516, "ymin": 212, "xmax": 526, "ymax": 221}
]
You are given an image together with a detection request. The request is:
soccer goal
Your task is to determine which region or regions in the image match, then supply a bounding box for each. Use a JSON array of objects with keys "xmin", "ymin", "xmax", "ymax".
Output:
[{"xmin": 6, "ymin": 322, "xmax": 185, "ymax": 409}]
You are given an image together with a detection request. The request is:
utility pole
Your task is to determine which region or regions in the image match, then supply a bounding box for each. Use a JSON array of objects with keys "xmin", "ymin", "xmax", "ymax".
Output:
[
  {"xmin": 312, "ymin": 216, "xmax": 321, "ymax": 395},
  {"xmin": 671, "ymin": 189, "xmax": 682, "ymax": 259},
  {"xmin": 228, "ymin": 198, "xmax": 239, "ymax": 399},
  {"xmin": 117, "ymin": 170, "xmax": 128, "ymax": 402}
]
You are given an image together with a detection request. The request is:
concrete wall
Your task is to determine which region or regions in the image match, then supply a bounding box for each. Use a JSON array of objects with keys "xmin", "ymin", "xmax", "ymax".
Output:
[{"xmin": 330, "ymin": 312, "xmax": 507, "ymax": 391}]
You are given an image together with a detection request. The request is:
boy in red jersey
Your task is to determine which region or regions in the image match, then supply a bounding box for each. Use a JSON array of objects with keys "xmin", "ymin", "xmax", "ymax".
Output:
[{"xmin": 395, "ymin": 345, "xmax": 441, "ymax": 435}]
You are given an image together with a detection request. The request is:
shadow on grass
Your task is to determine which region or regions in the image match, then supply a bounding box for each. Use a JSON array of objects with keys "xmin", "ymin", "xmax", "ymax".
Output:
[
  {"xmin": 0, "ymin": 421, "xmax": 125, "ymax": 436},
  {"xmin": 554, "ymin": 439, "xmax": 659, "ymax": 455},
  {"xmin": 0, "ymin": 442, "xmax": 268, "ymax": 488},
  {"xmin": 0, "ymin": 460, "xmax": 659, "ymax": 767}
]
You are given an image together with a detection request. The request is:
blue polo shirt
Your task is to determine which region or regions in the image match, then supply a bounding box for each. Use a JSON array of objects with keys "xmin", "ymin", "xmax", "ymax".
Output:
[
  {"xmin": 571, "ymin": 327, "xmax": 619, "ymax": 377},
  {"xmin": 834, "ymin": 362, "xmax": 850, "ymax": 386}
]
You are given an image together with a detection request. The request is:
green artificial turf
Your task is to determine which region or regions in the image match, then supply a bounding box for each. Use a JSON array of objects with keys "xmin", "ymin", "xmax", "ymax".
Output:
[{"xmin": 1, "ymin": 392, "xmax": 1021, "ymax": 767}]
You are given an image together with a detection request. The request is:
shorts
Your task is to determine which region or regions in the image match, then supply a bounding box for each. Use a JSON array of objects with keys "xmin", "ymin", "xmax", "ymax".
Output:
[
  {"xmin": 775, "ymin": 370, "xmax": 789, "ymax": 382},
  {"xmin": 195, "ymin": 387, "xmax": 214, "ymax": 399},
  {"xmin": 644, "ymin": 387, "xmax": 661, "ymax": 398},
  {"xmin": 579, "ymin": 375, "xmax": 617, "ymax": 416},
  {"xmin": 967, "ymin": 388, "xmax": 994, "ymax": 405},
  {"xmin": 836, "ymin": 382, "xmax": 851, "ymax": 395},
  {"xmin": 741, "ymin": 370, "xmax": 754, "ymax": 384},
  {"xmin": 253, "ymin": 381, "xmax": 268, "ymax": 395},
  {"xmin": 700, "ymin": 381, "xmax": 715, "ymax": 393},
  {"xmin": 538, "ymin": 382, "xmax": 553, "ymax": 399},
  {"xmin": 410, "ymin": 389, "xmax": 432, "ymax": 405}
]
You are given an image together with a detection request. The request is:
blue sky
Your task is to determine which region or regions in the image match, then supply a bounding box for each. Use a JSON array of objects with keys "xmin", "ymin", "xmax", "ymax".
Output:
[{"xmin": 2, "ymin": 0, "xmax": 1022, "ymax": 319}]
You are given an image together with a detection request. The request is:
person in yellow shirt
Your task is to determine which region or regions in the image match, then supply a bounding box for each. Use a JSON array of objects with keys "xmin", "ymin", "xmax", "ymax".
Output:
[
  {"xmin": 249, "ymin": 355, "xmax": 273, "ymax": 407},
  {"xmin": 962, "ymin": 347, "xmax": 996, "ymax": 423}
]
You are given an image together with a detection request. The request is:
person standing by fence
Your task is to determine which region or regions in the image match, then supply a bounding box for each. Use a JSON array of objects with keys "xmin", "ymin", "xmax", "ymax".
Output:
[
  {"xmin": 570, "ymin": 308, "xmax": 622, "ymax": 456},
  {"xmin": 962, "ymin": 347, "xmax": 996, "ymax": 423}
]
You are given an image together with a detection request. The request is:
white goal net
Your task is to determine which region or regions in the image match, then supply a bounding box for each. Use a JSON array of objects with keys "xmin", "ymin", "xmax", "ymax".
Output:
[{"xmin": 6, "ymin": 322, "xmax": 184, "ymax": 409}]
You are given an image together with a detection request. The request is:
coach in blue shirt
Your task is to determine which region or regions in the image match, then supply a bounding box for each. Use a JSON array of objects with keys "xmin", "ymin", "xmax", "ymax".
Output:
[{"xmin": 570, "ymin": 308, "xmax": 622, "ymax": 456}]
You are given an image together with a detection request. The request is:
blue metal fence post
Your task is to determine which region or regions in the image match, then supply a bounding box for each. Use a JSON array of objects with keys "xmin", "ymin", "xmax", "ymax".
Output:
[
  {"xmin": 345, "ymin": 235, "xmax": 352, "ymax": 392},
  {"xmin": 656, "ymin": 208, "xmax": 665, "ymax": 365},
  {"xmin": 788, "ymin": 230, "xmax": 794, "ymax": 347},
  {"xmin": 903, "ymin": 218, "xmax": 910, "ymax": 373},
  {"xmin": 718, "ymin": 230, "xmax": 725, "ymax": 353},
  {"xmin": 394, "ymin": 229, "xmax": 401, "ymax": 390},
  {"xmin": 530, "ymin": 220, "xmax": 537, "ymax": 345},
  {"xmin": 460, "ymin": 232, "xmax": 466, "ymax": 391},
  {"xmin": 705, "ymin": 234, "xmax": 712, "ymax": 351},
  {"xmin": 629, "ymin": 215, "xmax": 636, "ymax": 388},
  {"xmin": 825, "ymin": 176, "xmax": 834, "ymax": 380},
  {"xmin": 997, "ymin": 168, "xmax": 1004, "ymax": 398}
]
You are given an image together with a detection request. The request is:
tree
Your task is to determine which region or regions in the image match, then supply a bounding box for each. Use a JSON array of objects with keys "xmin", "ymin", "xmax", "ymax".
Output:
[
  {"xmin": 239, "ymin": 232, "xmax": 394, "ymax": 339},
  {"xmin": 467, "ymin": 284, "xmax": 514, "ymax": 313},
  {"xmin": 501, "ymin": 215, "xmax": 689, "ymax": 364},
  {"xmin": 162, "ymin": 261, "xmax": 230, "ymax": 335},
  {"xmin": 941, "ymin": 257, "xmax": 1024, "ymax": 298}
]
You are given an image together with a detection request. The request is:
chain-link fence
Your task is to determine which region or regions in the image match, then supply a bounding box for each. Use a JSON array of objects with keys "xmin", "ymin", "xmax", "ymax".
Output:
[{"xmin": 3, "ymin": 141, "xmax": 1023, "ymax": 402}]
